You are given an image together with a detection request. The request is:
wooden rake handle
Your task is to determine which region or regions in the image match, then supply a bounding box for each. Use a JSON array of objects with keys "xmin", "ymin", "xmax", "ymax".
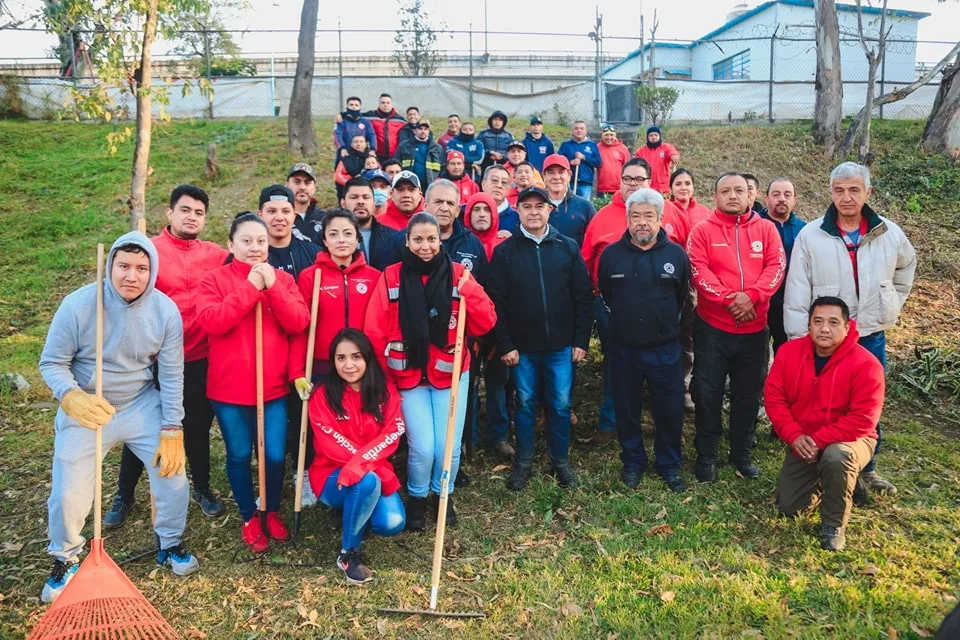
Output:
[{"xmin": 294, "ymin": 270, "xmax": 322, "ymax": 517}]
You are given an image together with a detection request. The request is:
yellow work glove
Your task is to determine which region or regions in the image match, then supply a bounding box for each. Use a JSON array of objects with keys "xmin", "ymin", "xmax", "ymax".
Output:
[
  {"xmin": 294, "ymin": 377, "xmax": 314, "ymax": 401},
  {"xmin": 60, "ymin": 389, "xmax": 115, "ymax": 430},
  {"xmin": 153, "ymin": 428, "xmax": 186, "ymax": 478}
]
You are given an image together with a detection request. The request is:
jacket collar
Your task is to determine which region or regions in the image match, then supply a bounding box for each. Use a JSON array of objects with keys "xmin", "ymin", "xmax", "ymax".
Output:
[
  {"xmin": 710, "ymin": 208, "xmax": 757, "ymax": 226},
  {"xmin": 161, "ymin": 226, "xmax": 198, "ymax": 249},
  {"xmin": 821, "ymin": 203, "xmax": 884, "ymax": 238},
  {"xmin": 228, "ymin": 257, "xmax": 256, "ymax": 277},
  {"xmin": 518, "ymin": 223, "xmax": 559, "ymax": 244},
  {"xmin": 803, "ymin": 320, "xmax": 862, "ymax": 372},
  {"xmin": 315, "ymin": 249, "xmax": 369, "ymax": 273}
]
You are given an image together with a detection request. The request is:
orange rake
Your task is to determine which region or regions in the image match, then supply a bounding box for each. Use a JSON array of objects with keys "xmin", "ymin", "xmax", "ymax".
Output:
[{"xmin": 29, "ymin": 244, "xmax": 180, "ymax": 639}]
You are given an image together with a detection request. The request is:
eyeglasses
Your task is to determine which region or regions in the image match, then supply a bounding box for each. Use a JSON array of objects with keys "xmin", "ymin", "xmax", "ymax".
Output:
[{"xmin": 621, "ymin": 175, "xmax": 649, "ymax": 185}]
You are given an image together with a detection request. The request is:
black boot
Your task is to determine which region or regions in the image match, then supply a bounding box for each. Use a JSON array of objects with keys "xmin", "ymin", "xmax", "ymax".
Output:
[
  {"xmin": 507, "ymin": 464, "xmax": 532, "ymax": 491},
  {"xmin": 405, "ymin": 497, "xmax": 427, "ymax": 532}
]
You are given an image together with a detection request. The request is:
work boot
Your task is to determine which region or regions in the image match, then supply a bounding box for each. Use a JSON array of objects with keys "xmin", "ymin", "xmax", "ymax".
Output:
[
  {"xmin": 853, "ymin": 475, "xmax": 869, "ymax": 507},
  {"xmin": 507, "ymin": 464, "xmax": 532, "ymax": 491},
  {"xmin": 592, "ymin": 430, "xmax": 615, "ymax": 446},
  {"xmin": 551, "ymin": 464, "xmax": 578, "ymax": 489},
  {"xmin": 733, "ymin": 458, "xmax": 760, "ymax": 479},
  {"xmin": 696, "ymin": 460, "xmax": 717, "ymax": 483},
  {"xmin": 191, "ymin": 488, "xmax": 224, "ymax": 517},
  {"xmin": 454, "ymin": 469, "xmax": 471, "ymax": 488},
  {"xmin": 405, "ymin": 497, "xmax": 428, "ymax": 532},
  {"xmin": 103, "ymin": 494, "xmax": 135, "ymax": 529},
  {"xmin": 621, "ymin": 467, "xmax": 642, "ymax": 489},
  {"xmin": 429, "ymin": 494, "xmax": 457, "ymax": 527},
  {"xmin": 492, "ymin": 440, "xmax": 515, "ymax": 458},
  {"xmin": 861, "ymin": 470, "xmax": 897, "ymax": 495},
  {"xmin": 662, "ymin": 472, "xmax": 687, "ymax": 493},
  {"xmin": 820, "ymin": 525, "xmax": 846, "ymax": 551},
  {"xmin": 337, "ymin": 549, "xmax": 373, "ymax": 585}
]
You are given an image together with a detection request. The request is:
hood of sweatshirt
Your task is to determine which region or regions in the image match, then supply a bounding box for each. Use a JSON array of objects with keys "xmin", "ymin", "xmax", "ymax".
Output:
[
  {"xmin": 463, "ymin": 192, "xmax": 501, "ymax": 255},
  {"xmin": 488, "ymin": 110, "xmax": 508, "ymax": 130},
  {"xmin": 106, "ymin": 231, "xmax": 159, "ymax": 309}
]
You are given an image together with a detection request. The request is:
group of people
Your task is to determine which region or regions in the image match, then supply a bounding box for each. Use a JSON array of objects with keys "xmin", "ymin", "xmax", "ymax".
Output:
[
  {"xmin": 38, "ymin": 110, "xmax": 916, "ymax": 604},
  {"xmin": 330, "ymin": 94, "xmax": 681, "ymax": 203}
]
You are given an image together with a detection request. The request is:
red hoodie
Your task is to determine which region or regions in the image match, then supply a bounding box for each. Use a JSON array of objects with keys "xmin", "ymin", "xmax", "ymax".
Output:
[
  {"xmin": 686, "ymin": 209, "xmax": 785, "ymax": 334},
  {"xmin": 596, "ymin": 140, "xmax": 631, "ymax": 194},
  {"xmin": 196, "ymin": 260, "xmax": 310, "ymax": 405},
  {"xmin": 443, "ymin": 173, "xmax": 479, "ymax": 204},
  {"xmin": 377, "ymin": 197, "xmax": 425, "ymax": 232},
  {"xmin": 151, "ymin": 227, "xmax": 228, "ymax": 362},
  {"xmin": 289, "ymin": 252, "xmax": 381, "ymax": 379},
  {"xmin": 764, "ymin": 321, "xmax": 883, "ymax": 451},
  {"xmin": 581, "ymin": 190, "xmax": 689, "ymax": 289},
  {"xmin": 308, "ymin": 383, "xmax": 406, "ymax": 495},
  {"xmin": 463, "ymin": 192, "xmax": 504, "ymax": 260},
  {"xmin": 673, "ymin": 196, "xmax": 713, "ymax": 230},
  {"xmin": 363, "ymin": 261, "xmax": 497, "ymax": 390}
]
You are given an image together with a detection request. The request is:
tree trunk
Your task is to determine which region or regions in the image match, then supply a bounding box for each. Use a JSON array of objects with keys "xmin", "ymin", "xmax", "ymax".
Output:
[
  {"xmin": 129, "ymin": 0, "xmax": 158, "ymax": 231},
  {"xmin": 813, "ymin": 0, "xmax": 843, "ymax": 157},
  {"xmin": 288, "ymin": 0, "xmax": 318, "ymax": 156},
  {"xmin": 922, "ymin": 63, "xmax": 960, "ymax": 159},
  {"xmin": 857, "ymin": 58, "xmax": 879, "ymax": 163}
]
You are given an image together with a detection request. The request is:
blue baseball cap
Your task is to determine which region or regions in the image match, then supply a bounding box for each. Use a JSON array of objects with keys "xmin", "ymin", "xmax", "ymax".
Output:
[{"xmin": 363, "ymin": 169, "xmax": 391, "ymax": 184}]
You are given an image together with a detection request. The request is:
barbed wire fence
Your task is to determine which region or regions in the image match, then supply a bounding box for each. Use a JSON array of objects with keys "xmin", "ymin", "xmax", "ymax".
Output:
[{"xmin": 0, "ymin": 26, "xmax": 953, "ymax": 129}]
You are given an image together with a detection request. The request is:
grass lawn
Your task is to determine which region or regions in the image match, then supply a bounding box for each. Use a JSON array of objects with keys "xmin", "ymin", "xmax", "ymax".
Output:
[{"xmin": 0, "ymin": 117, "xmax": 958, "ymax": 639}]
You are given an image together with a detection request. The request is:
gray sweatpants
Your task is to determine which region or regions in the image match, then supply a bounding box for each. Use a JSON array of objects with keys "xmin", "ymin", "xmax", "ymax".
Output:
[{"xmin": 47, "ymin": 388, "xmax": 188, "ymax": 562}]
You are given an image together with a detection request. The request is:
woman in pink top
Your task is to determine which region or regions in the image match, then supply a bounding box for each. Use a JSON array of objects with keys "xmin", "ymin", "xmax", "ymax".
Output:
[{"xmin": 669, "ymin": 168, "xmax": 712, "ymax": 230}]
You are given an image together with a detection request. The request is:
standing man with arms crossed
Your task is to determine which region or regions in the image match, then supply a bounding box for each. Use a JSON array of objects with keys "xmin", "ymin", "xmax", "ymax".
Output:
[
  {"xmin": 105, "ymin": 185, "xmax": 228, "ymax": 528},
  {"xmin": 784, "ymin": 161, "xmax": 915, "ymax": 496},
  {"xmin": 687, "ymin": 173, "xmax": 785, "ymax": 483}
]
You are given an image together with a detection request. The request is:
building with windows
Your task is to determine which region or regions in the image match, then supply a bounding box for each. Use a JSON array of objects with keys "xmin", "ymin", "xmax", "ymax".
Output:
[{"xmin": 602, "ymin": 0, "xmax": 928, "ymax": 84}]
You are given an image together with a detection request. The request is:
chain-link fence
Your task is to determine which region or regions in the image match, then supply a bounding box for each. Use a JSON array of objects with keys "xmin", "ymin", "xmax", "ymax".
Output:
[{"xmin": 0, "ymin": 27, "xmax": 952, "ymax": 125}]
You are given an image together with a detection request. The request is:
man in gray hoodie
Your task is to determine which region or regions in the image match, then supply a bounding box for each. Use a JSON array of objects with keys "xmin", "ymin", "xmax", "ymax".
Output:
[{"xmin": 38, "ymin": 232, "xmax": 200, "ymax": 604}]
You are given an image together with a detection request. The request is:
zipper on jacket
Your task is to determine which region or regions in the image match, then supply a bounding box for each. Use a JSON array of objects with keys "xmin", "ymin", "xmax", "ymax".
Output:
[
  {"xmin": 534, "ymin": 244, "xmax": 551, "ymax": 343},
  {"xmin": 342, "ymin": 271, "xmax": 350, "ymax": 329},
  {"xmin": 734, "ymin": 217, "xmax": 745, "ymax": 328}
]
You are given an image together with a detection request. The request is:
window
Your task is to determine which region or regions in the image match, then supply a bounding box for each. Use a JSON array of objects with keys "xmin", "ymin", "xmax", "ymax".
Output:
[{"xmin": 713, "ymin": 49, "xmax": 750, "ymax": 80}]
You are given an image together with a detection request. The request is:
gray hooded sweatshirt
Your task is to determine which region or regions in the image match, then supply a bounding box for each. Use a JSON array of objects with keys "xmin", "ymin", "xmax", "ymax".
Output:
[{"xmin": 39, "ymin": 232, "xmax": 185, "ymax": 427}]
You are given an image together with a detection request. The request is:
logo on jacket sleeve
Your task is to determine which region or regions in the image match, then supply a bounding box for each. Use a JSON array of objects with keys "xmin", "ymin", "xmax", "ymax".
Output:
[
  {"xmin": 356, "ymin": 282, "xmax": 368, "ymax": 294},
  {"xmin": 664, "ymin": 262, "xmax": 675, "ymax": 275},
  {"xmin": 460, "ymin": 257, "xmax": 474, "ymax": 271},
  {"xmin": 751, "ymin": 240, "xmax": 763, "ymax": 253}
]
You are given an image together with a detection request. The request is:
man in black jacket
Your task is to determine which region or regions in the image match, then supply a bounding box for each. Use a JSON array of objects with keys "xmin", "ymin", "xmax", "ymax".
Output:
[
  {"xmin": 286, "ymin": 163, "xmax": 326, "ymax": 243},
  {"xmin": 487, "ymin": 186, "xmax": 594, "ymax": 491},
  {"xmin": 257, "ymin": 185, "xmax": 321, "ymax": 281},
  {"xmin": 598, "ymin": 188, "xmax": 690, "ymax": 493},
  {"xmin": 340, "ymin": 176, "xmax": 395, "ymax": 270}
]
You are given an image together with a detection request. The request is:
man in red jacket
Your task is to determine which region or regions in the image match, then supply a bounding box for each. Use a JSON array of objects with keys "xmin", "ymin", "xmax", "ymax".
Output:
[
  {"xmin": 596, "ymin": 125, "xmax": 631, "ymax": 196},
  {"xmin": 687, "ymin": 172, "xmax": 785, "ymax": 483},
  {"xmin": 765, "ymin": 297, "xmax": 882, "ymax": 551},
  {"xmin": 105, "ymin": 185, "xmax": 229, "ymax": 528},
  {"xmin": 377, "ymin": 171, "xmax": 424, "ymax": 231},
  {"xmin": 364, "ymin": 93, "xmax": 407, "ymax": 161}
]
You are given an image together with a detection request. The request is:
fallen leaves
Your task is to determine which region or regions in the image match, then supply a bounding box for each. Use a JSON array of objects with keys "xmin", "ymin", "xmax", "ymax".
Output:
[
  {"xmin": 560, "ymin": 601, "xmax": 584, "ymax": 617},
  {"xmin": 645, "ymin": 524, "xmax": 675, "ymax": 538},
  {"xmin": 491, "ymin": 464, "xmax": 509, "ymax": 472},
  {"xmin": 660, "ymin": 590, "xmax": 676, "ymax": 603},
  {"xmin": 909, "ymin": 623, "xmax": 932, "ymax": 637},
  {"xmin": 858, "ymin": 565, "xmax": 880, "ymax": 576},
  {"xmin": 1, "ymin": 541, "xmax": 24, "ymax": 553}
]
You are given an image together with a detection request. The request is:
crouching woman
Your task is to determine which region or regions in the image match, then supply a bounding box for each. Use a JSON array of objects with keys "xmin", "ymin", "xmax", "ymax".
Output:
[{"xmin": 309, "ymin": 328, "xmax": 406, "ymax": 584}]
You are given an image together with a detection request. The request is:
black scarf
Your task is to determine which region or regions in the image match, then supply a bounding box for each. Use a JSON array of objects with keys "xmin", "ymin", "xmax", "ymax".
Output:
[
  {"xmin": 398, "ymin": 246, "xmax": 453, "ymax": 372},
  {"xmin": 456, "ymin": 132, "xmax": 475, "ymax": 143}
]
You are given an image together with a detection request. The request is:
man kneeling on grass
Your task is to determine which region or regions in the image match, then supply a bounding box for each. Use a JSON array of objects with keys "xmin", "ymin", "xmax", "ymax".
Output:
[
  {"xmin": 38, "ymin": 232, "xmax": 199, "ymax": 603},
  {"xmin": 764, "ymin": 296, "xmax": 883, "ymax": 551}
]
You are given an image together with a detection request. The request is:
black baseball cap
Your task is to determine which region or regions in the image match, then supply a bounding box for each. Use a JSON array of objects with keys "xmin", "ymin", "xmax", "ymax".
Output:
[
  {"xmin": 287, "ymin": 162, "xmax": 316, "ymax": 182},
  {"xmin": 259, "ymin": 184, "xmax": 295, "ymax": 208},
  {"xmin": 507, "ymin": 139, "xmax": 525, "ymax": 150},
  {"xmin": 517, "ymin": 186, "xmax": 551, "ymax": 205},
  {"xmin": 530, "ymin": 116, "xmax": 543, "ymax": 125}
]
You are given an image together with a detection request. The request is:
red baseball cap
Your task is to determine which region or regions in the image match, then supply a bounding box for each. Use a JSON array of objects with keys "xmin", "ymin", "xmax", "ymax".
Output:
[
  {"xmin": 542, "ymin": 153, "xmax": 571, "ymax": 172},
  {"xmin": 446, "ymin": 150, "xmax": 465, "ymax": 163}
]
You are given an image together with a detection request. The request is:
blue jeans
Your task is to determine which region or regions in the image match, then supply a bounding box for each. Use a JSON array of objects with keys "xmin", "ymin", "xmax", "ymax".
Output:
[
  {"xmin": 858, "ymin": 331, "xmax": 886, "ymax": 472},
  {"xmin": 319, "ymin": 470, "xmax": 405, "ymax": 551},
  {"xmin": 212, "ymin": 398, "xmax": 287, "ymax": 522},
  {"xmin": 400, "ymin": 373, "xmax": 470, "ymax": 497},
  {"xmin": 514, "ymin": 348, "xmax": 574, "ymax": 466},
  {"xmin": 484, "ymin": 357, "xmax": 513, "ymax": 445},
  {"xmin": 593, "ymin": 296, "xmax": 617, "ymax": 432},
  {"xmin": 575, "ymin": 183, "xmax": 593, "ymax": 199},
  {"xmin": 609, "ymin": 340, "xmax": 685, "ymax": 474}
]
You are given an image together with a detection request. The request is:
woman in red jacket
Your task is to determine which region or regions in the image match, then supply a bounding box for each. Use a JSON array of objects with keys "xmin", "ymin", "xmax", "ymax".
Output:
[
  {"xmin": 364, "ymin": 212, "xmax": 497, "ymax": 530},
  {"xmin": 669, "ymin": 168, "xmax": 713, "ymax": 230},
  {"xmin": 309, "ymin": 328, "xmax": 406, "ymax": 584},
  {"xmin": 196, "ymin": 213, "xmax": 310, "ymax": 552}
]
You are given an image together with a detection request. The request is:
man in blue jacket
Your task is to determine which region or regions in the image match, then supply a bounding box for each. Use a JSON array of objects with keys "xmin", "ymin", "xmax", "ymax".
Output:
[
  {"xmin": 486, "ymin": 186, "xmax": 594, "ymax": 492},
  {"xmin": 760, "ymin": 177, "xmax": 806, "ymax": 353},
  {"xmin": 558, "ymin": 121, "xmax": 602, "ymax": 199},
  {"xmin": 477, "ymin": 110, "xmax": 515, "ymax": 172},
  {"xmin": 447, "ymin": 121, "xmax": 485, "ymax": 182},
  {"xmin": 542, "ymin": 154, "xmax": 596, "ymax": 247},
  {"xmin": 523, "ymin": 116, "xmax": 555, "ymax": 173},
  {"xmin": 334, "ymin": 97, "xmax": 377, "ymax": 162},
  {"xmin": 597, "ymin": 188, "xmax": 690, "ymax": 493}
]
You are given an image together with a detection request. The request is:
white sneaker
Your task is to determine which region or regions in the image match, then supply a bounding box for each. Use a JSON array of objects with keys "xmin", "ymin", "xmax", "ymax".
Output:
[
  {"xmin": 41, "ymin": 559, "xmax": 79, "ymax": 604},
  {"xmin": 296, "ymin": 470, "xmax": 317, "ymax": 507},
  {"xmin": 157, "ymin": 544, "xmax": 200, "ymax": 577}
]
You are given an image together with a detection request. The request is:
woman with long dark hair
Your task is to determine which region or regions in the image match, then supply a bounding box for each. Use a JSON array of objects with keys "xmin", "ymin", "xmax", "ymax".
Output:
[
  {"xmin": 669, "ymin": 168, "xmax": 712, "ymax": 229},
  {"xmin": 308, "ymin": 329, "xmax": 406, "ymax": 584},
  {"xmin": 196, "ymin": 213, "xmax": 310, "ymax": 552},
  {"xmin": 364, "ymin": 212, "xmax": 497, "ymax": 530}
]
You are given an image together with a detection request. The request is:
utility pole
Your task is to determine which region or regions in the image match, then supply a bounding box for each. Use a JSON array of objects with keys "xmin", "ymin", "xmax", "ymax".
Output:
[
  {"xmin": 483, "ymin": 0, "xmax": 489, "ymax": 56},
  {"xmin": 589, "ymin": 6, "xmax": 602, "ymax": 123}
]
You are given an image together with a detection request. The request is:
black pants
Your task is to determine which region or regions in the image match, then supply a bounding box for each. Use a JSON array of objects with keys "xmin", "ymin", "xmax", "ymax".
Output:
[
  {"xmin": 116, "ymin": 359, "xmax": 215, "ymax": 501},
  {"xmin": 767, "ymin": 294, "xmax": 788, "ymax": 354},
  {"xmin": 691, "ymin": 317, "xmax": 769, "ymax": 464}
]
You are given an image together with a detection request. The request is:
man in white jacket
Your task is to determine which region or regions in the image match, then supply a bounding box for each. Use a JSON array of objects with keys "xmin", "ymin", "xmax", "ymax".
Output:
[{"xmin": 783, "ymin": 162, "xmax": 916, "ymax": 496}]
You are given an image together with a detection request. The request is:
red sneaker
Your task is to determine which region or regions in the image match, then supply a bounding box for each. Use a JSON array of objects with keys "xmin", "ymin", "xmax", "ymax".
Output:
[
  {"xmin": 265, "ymin": 512, "xmax": 291, "ymax": 542},
  {"xmin": 242, "ymin": 513, "xmax": 269, "ymax": 553}
]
